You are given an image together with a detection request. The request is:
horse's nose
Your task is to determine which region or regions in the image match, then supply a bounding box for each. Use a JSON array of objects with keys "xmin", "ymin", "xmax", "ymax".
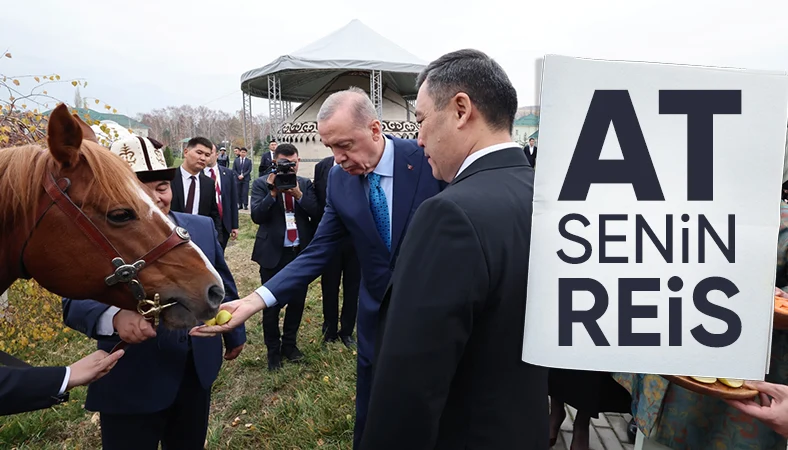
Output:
[{"xmin": 207, "ymin": 284, "xmax": 224, "ymax": 309}]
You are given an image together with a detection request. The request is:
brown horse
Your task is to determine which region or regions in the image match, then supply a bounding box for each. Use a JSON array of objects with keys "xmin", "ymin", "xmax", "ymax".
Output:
[{"xmin": 0, "ymin": 103, "xmax": 223, "ymax": 328}]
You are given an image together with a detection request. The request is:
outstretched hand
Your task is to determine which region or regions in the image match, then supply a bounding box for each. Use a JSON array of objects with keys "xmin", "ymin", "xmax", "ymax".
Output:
[
  {"xmin": 725, "ymin": 380, "xmax": 788, "ymax": 437},
  {"xmin": 189, "ymin": 292, "xmax": 266, "ymax": 337}
]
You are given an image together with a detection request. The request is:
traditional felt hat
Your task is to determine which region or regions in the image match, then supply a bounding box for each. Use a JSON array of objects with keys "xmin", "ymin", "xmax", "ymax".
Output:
[{"xmin": 110, "ymin": 136, "xmax": 177, "ymax": 183}]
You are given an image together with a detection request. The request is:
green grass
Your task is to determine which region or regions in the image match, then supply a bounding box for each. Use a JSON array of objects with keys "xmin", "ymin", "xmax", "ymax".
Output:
[{"xmin": 0, "ymin": 214, "xmax": 357, "ymax": 449}]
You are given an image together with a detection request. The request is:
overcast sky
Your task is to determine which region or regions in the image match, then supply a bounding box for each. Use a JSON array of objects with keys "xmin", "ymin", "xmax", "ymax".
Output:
[{"xmin": 4, "ymin": 0, "xmax": 787, "ymax": 118}]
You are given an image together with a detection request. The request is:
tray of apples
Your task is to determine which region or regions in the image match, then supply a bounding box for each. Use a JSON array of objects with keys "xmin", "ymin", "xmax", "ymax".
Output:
[{"xmin": 662, "ymin": 375, "xmax": 758, "ymax": 399}]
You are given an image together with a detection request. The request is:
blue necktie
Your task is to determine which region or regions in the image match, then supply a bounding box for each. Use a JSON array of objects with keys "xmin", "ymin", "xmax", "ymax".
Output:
[{"xmin": 368, "ymin": 172, "xmax": 390, "ymax": 250}]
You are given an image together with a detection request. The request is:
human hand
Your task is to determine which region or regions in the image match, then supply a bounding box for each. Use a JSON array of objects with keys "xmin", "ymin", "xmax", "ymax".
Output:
[
  {"xmin": 285, "ymin": 184, "xmax": 302, "ymax": 200},
  {"xmin": 189, "ymin": 292, "xmax": 266, "ymax": 338},
  {"xmin": 231, "ymin": 229, "xmax": 238, "ymax": 240},
  {"xmin": 776, "ymin": 287, "xmax": 788, "ymax": 299},
  {"xmin": 113, "ymin": 310, "xmax": 156, "ymax": 343},
  {"xmin": 725, "ymin": 380, "xmax": 788, "ymax": 437},
  {"xmin": 224, "ymin": 344, "xmax": 244, "ymax": 360},
  {"xmin": 67, "ymin": 349, "xmax": 125, "ymax": 390}
]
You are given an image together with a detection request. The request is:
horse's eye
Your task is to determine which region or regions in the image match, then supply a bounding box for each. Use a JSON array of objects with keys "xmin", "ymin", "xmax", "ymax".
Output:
[{"xmin": 107, "ymin": 209, "xmax": 136, "ymax": 223}]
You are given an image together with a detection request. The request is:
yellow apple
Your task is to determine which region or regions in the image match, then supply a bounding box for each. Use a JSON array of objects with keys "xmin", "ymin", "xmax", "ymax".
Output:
[
  {"xmin": 691, "ymin": 376, "xmax": 717, "ymax": 384},
  {"xmin": 719, "ymin": 378, "xmax": 744, "ymax": 388},
  {"xmin": 204, "ymin": 318, "xmax": 216, "ymax": 326},
  {"xmin": 216, "ymin": 310, "xmax": 232, "ymax": 325}
]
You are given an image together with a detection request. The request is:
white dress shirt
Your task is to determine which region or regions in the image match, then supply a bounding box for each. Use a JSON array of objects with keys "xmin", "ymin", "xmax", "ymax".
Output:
[
  {"xmin": 255, "ymin": 136, "xmax": 395, "ymax": 308},
  {"xmin": 455, "ymin": 141, "xmax": 520, "ymax": 179},
  {"xmin": 204, "ymin": 165, "xmax": 222, "ymax": 207},
  {"xmin": 58, "ymin": 367, "xmax": 70, "ymax": 396},
  {"xmin": 180, "ymin": 166, "xmax": 201, "ymax": 214}
]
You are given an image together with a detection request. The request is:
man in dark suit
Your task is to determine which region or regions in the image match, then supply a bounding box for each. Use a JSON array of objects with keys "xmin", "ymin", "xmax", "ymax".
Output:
[
  {"xmin": 360, "ymin": 49, "xmax": 547, "ymax": 450},
  {"xmin": 217, "ymin": 148, "xmax": 229, "ymax": 167},
  {"xmin": 170, "ymin": 137, "xmax": 222, "ymax": 238},
  {"xmin": 524, "ymin": 136, "xmax": 537, "ymax": 168},
  {"xmin": 205, "ymin": 143, "xmax": 239, "ymax": 249},
  {"xmin": 250, "ymin": 143, "xmax": 321, "ymax": 370},
  {"xmin": 190, "ymin": 87, "xmax": 445, "ymax": 449},
  {"xmin": 233, "ymin": 147, "xmax": 252, "ymax": 209},
  {"xmin": 0, "ymin": 348, "xmax": 123, "ymax": 416},
  {"xmin": 314, "ymin": 155, "xmax": 360, "ymax": 347},
  {"xmin": 62, "ymin": 135, "xmax": 246, "ymax": 449},
  {"xmin": 258, "ymin": 140, "xmax": 277, "ymax": 178}
]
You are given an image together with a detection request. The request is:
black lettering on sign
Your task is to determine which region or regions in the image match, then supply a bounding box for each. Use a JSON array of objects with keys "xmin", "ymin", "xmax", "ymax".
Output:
[
  {"xmin": 557, "ymin": 214, "xmax": 592, "ymax": 264},
  {"xmin": 659, "ymin": 90, "xmax": 742, "ymax": 201},
  {"xmin": 618, "ymin": 278, "xmax": 661, "ymax": 346},
  {"xmin": 558, "ymin": 278, "xmax": 610, "ymax": 346},
  {"xmin": 558, "ymin": 90, "xmax": 664, "ymax": 201},
  {"xmin": 691, "ymin": 277, "xmax": 742, "ymax": 347}
]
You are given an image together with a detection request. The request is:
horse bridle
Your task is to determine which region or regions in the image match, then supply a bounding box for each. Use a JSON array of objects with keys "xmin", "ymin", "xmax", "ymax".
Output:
[{"xmin": 20, "ymin": 165, "xmax": 192, "ymax": 319}]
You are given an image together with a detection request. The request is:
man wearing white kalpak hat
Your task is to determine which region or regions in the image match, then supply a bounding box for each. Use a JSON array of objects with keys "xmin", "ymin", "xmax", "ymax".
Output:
[{"xmin": 62, "ymin": 135, "xmax": 246, "ymax": 450}]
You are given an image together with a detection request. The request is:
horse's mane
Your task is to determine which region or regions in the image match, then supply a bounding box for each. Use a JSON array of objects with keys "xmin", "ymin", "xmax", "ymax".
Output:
[{"xmin": 0, "ymin": 142, "xmax": 147, "ymax": 232}]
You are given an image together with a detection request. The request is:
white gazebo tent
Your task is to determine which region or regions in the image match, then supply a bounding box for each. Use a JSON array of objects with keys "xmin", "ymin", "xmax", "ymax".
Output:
[{"xmin": 240, "ymin": 19, "xmax": 426, "ymax": 176}]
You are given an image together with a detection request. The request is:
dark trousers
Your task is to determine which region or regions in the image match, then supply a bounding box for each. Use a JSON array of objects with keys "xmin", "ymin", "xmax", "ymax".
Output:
[
  {"xmin": 260, "ymin": 246, "xmax": 307, "ymax": 354},
  {"xmin": 321, "ymin": 241, "xmax": 360, "ymax": 340},
  {"xmin": 98, "ymin": 352, "xmax": 210, "ymax": 450},
  {"xmin": 237, "ymin": 180, "xmax": 249, "ymax": 208},
  {"xmin": 353, "ymin": 354, "xmax": 373, "ymax": 450},
  {"xmin": 218, "ymin": 227, "xmax": 230, "ymax": 250}
]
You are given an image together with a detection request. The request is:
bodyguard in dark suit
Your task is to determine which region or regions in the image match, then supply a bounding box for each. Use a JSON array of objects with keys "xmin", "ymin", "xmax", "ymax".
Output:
[
  {"xmin": 205, "ymin": 144, "xmax": 239, "ymax": 249},
  {"xmin": 258, "ymin": 140, "xmax": 277, "ymax": 177},
  {"xmin": 361, "ymin": 49, "xmax": 548, "ymax": 450},
  {"xmin": 524, "ymin": 137, "xmax": 537, "ymax": 168},
  {"xmin": 62, "ymin": 136, "xmax": 246, "ymax": 449},
  {"xmin": 233, "ymin": 147, "xmax": 252, "ymax": 209},
  {"xmin": 217, "ymin": 148, "xmax": 229, "ymax": 167},
  {"xmin": 314, "ymin": 155, "xmax": 360, "ymax": 347},
  {"xmin": 250, "ymin": 143, "xmax": 321, "ymax": 370},
  {"xmin": 170, "ymin": 137, "xmax": 222, "ymax": 238}
]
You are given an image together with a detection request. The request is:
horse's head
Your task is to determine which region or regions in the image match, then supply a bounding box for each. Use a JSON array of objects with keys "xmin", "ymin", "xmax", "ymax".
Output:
[{"xmin": 21, "ymin": 104, "xmax": 223, "ymax": 328}]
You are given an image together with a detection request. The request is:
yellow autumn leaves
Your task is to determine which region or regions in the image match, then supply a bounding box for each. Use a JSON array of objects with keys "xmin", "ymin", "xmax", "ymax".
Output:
[{"xmin": 0, "ymin": 280, "xmax": 74, "ymax": 359}]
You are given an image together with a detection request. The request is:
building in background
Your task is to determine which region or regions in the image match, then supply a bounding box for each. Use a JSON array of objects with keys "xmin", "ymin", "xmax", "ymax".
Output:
[{"xmin": 513, "ymin": 113, "xmax": 539, "ymax": 146}]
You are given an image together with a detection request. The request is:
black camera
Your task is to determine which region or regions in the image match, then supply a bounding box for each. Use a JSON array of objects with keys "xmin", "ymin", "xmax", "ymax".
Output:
[{"xmin": 269, "ymin": 158, "xmax": 297, "ymax": 190}]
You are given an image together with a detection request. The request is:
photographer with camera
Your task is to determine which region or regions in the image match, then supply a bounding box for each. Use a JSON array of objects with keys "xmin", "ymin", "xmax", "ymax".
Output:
[{"xmin": 249, "ymin": 143, "xmax": 321, "ymax": 370}]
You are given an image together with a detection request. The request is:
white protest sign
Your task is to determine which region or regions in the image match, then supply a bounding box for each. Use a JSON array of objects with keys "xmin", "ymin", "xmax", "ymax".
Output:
[{"xmin": 522, "ymin": 55, "xmax": 788, "ymax": 380}]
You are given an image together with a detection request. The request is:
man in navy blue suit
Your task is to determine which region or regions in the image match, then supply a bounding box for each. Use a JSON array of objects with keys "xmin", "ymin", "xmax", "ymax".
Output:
[
  {"xmin": 206, "ymin": 142, "xmax": 239, "ymax": 249},
  {"xmin": 232, "ymin": 147, "xmax": 252, "ymax": 209},
  {"xmin": 63, "ymin": 135, "xmax": 246, "ymax": 450},
  {"xmin": 191, "ymin": 87, "xmax": 444, "ymax": 448}
]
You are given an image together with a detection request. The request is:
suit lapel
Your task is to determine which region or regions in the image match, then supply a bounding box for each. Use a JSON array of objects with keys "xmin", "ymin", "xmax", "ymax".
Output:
[
  {"xmin": 390, "ymin": 140, "xmax": 422, "ymax": 258},
  {"xmin": 171, "ymin": 169, "xmax": 184, "ymax": 211}
]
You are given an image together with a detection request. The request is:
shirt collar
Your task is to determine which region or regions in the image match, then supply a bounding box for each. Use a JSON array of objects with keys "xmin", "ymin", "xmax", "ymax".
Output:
[
  {"xmin": 180, "ymin": 166, "xmax": 198, "ymax": 180},
  {"xmin": 454, "ymin": 141, "xmax": 519, "ymax": 179},
  {"xmin": 370, "ymin": 135, "xmax": 394, "ymax": 178}
]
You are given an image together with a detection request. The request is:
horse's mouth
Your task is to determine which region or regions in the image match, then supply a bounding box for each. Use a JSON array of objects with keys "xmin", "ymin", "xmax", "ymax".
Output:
[
  {"xmin": 159, "ymin": 299, "xmax": 197, "ymax": 329},
  {"xmin": 157, "ymin": 296, "xmax": 218, "ymax": 329}
]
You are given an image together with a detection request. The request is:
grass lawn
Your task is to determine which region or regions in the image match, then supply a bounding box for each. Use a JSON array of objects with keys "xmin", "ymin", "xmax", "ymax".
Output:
[{"xmin": 0, "ymin": 213, "xmax": 357, "ymax": 449}]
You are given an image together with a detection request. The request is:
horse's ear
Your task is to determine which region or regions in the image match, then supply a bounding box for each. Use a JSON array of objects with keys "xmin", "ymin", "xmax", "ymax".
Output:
[
  {"xmin": 47, "ymin": 104, "xmax": 82, "ymax": 168},
  {"xmin": 71, "ymin": 113, "xmax": 98, "ymax": 144}
]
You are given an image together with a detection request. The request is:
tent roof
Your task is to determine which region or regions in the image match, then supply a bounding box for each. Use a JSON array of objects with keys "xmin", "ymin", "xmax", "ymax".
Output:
[{"xmin": 241, "ymin": 19, "xmax": 426, "ymax": 101}]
